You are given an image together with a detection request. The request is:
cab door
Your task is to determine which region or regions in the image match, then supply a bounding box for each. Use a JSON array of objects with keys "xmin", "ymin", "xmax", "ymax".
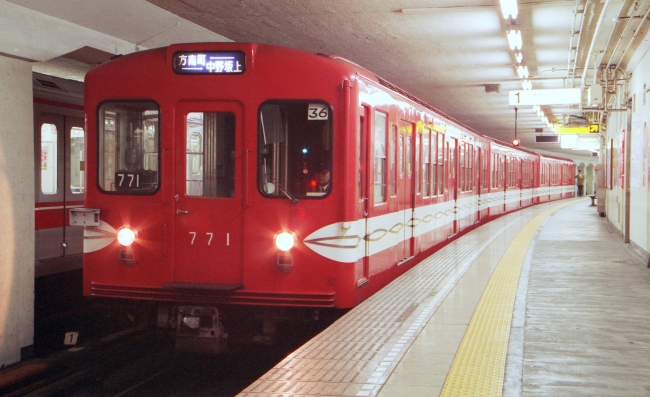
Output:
[{"xmin": 173, "ymin": 101, "xmax": 243, "ymax": 287}]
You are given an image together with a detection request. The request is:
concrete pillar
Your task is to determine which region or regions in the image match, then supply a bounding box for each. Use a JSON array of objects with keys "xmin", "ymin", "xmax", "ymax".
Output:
[
  {"xmin": 0, "ymin": 56, "xmax": 34, "ymax": 367},
  {"xmin": 586, "ymin": 163, "xmax": 595, "ymax": 195}
]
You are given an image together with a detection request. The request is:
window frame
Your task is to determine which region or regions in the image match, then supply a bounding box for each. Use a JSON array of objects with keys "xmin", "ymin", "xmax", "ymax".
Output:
[{"xmin": 96, "ymin": 100, "xmax": 161, "ymax": 195}]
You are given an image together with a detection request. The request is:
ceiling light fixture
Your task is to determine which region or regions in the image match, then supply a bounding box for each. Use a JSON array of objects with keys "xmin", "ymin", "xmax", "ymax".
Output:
[
  {"xmin": 515, "ymin": 51, "xmax": 523, "ymax": 63},
  {"xmin": 399, "ymin": 8, "xmax": 437, "ymax": 14},
  {"xmin": 506, "ymin": 30, "xmax": 522, "ymax": 50},
  {"xmin": 521, "ymin": 79, "xmax": 532, "ymax": 90},
  {"xmin": 516, "ymin": 64, "xmax": 529, "ymax": 79},
  {"xmin": 500, "ymin": 0, "xmax": 518, "ymax": 19}
]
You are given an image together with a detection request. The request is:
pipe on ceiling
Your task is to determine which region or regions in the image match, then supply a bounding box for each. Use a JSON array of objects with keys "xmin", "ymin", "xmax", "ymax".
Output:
[
  {"xmin": 598, "ymin": 0, "xmax": 641, "ymax": 85},
  {"xmin": 612, "ymin": 2, "xmax": 650, "ymax": 73},
  {"xmin": 580, "ymin": 0, "xmax": 625, "ymax": 88}
]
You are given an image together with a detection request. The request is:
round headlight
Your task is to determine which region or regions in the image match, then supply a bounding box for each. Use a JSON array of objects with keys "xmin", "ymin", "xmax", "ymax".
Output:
[
  {"xmin": 117, "ymin": 227, "xmax": 136, "ymax": 246},
  {"xmin": 274, "ymin": 232, "xmax": 295, "ymax": 252}
]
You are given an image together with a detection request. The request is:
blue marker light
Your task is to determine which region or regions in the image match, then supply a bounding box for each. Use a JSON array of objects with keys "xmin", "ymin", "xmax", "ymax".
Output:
[{"xmin": 302, "ymin": 148, "xmax": 308, "ymax": 154}]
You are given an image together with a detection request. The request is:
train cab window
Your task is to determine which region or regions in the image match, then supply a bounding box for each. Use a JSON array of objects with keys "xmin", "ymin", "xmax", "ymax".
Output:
[
  {"xmin": 374, "ymin": 112, "xmax": 387, "ymax": 204},
  {"xmin": 97, "ymin": 101, "xmax": 159, "ymax": 194},
  {"xmin": 185, "ymin": 112, "xmax": 235, "ymax": 198},
  {"xmin": 40, "ymin": 123, "xmax": 58, "ymax": 195},
  {"xmin": 70, "ymin": 127, "xmax": 84, "ymax": 194},
  {"xmin": 258, "ymin": 101, "xmax": 332, "ymax": 199}
]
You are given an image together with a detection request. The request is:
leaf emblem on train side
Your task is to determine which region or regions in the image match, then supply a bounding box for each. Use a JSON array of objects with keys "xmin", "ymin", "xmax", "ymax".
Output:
[
  {"xmin": 303, "ymin": 204, "xmax": 457, "ymax": 263},
  {"xmin": 83, "ymin": 221, "xmax": 116, "ymax": 253}
]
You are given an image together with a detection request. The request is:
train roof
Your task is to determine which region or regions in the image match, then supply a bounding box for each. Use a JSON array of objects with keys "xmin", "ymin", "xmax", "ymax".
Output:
[{"xmin": 89, "ymin": 42, "xmax": 573, "ymax": 165}]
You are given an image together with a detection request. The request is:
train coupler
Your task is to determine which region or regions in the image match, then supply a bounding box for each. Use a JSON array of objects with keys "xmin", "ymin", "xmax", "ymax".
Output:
[{"xmin": 173, "ymin": 306, "xmax": 228, "ymax": 354}]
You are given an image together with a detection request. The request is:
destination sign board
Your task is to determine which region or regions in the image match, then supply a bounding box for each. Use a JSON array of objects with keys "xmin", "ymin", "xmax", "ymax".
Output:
[{"xmin": 173, "ymin": 51, "xmax": 245, "ymax": 75}]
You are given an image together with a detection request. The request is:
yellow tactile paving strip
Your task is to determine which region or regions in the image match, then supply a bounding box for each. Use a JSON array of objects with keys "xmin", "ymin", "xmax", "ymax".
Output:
[{"xmin": 440, "ymin": 199, "xmax": 576, "ymax": 397}]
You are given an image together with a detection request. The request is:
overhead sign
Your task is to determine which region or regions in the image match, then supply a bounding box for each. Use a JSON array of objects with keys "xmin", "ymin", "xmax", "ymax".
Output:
[
  {"xmin": 173, "ymin": 51, "xmax": 245, "ymax": 75},
  {"xmin": 509, "ymin": 88, "xmax": 582, "ymax": 106},
  {"xmin": 554, "ymin": 124, "xmax": 599, "ymax": 134},
  {"xmin": 535, "ymin": 135, "xmax": 560, "ymax": 143}
]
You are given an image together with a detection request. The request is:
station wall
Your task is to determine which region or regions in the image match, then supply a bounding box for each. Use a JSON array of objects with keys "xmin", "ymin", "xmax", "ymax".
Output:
[
  {"xmin": 0, "ymin": 56, "xmax": 35, "ymax": 367},
  {"xmin": 605, "ymin": 43, "xmax": 650, "ymax": 264}
]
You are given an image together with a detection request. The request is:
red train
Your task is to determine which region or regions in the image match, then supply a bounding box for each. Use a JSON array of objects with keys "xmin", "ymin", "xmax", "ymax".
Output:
[{"xmin": 76, "ymin": 43, "xmax": 575, "ymax": 349}]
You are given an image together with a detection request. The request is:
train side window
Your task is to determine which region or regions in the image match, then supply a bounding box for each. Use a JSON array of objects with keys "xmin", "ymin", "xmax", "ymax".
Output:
[
  {"xmin": 374, "ymin": 112, "xmax": 387, "ymax": 204},
  {"xmin": 398, "ymin": 134, "xmax": 404, "ymax": 177},
  {"xmin": 431, "ymin": 131, "xmax": 438, "ymax": 196},
  {"xmin": 359, "ymin": 112, "xmax": 365, "ymax": 201},
  {"xmin": 459, "ymin": 142, "xmax": 465, "ymax": 191},
  {"xmin": 70, "ymin": 127, "xmax": 84, "ymax": 194},
  {"xmin": 186, "ymin": 112, "xmax": 235, "ymax": 198},
  {"xmin": 258, "ymin": 101, "xmax": 332, "ymax": 199},
  {"xmin": 98, "ymin": 101, "xmax": 159, "ymax": 194},
  {"xmin": 481, "ymin": 149, "xmax": 488, "ymax": 190},
  {"xmin": 390, "ymin": 125, "xmax": 397, "ymax": 196},
  {"xmin": 40, "ymin": 123, "xmax": 58, "ymax": 195},
  {"xmin": 415, "ymin": 130, "xmax": 420, "ymax": 194},
  {"xmin": 437, "ymin": 133, "xmax": 444, "ymax": 194},
  {"xmin": 491, "ymin": 152, "xmax": 498, "ymax": 189},
  {"xmin": 423, "ymin": 128, "xmax": 430, "ymax": 197},
  {"xmin": 469, "ymin": 144, "xmax": 474, "ymax": 191},
  {"xmin": 406, "ymin": 136, "xmax": 412, "ymax": 178}
]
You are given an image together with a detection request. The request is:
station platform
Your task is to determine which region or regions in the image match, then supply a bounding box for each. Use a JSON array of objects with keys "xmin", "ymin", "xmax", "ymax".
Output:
[{"xmin": 238, "ymin": 197, "xmax": 650, "ymax": 397}]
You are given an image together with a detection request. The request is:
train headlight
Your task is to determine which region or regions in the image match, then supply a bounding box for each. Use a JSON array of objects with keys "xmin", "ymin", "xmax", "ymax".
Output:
[
  {"xmin": 117, "ymin": 227, "xmax": 136, "ymax": 246},
  {"xmin": 274, "ymin": 232, "xmax": 295, "ymax": 252}
]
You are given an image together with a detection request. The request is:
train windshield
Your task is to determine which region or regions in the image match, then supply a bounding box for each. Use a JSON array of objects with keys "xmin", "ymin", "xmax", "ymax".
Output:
[
  {"xmin": 97, "ymin": 101, "xmax": 160, "ymax": 194},
  {"xmin": 258, "ymin": 101, "xmax": 332, "ymax": 200}
]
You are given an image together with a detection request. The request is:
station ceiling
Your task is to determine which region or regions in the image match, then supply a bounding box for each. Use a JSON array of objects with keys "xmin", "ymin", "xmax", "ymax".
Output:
[{"xmin": 4, "ymin": 0, "xmax": 650, "ymax": 163}]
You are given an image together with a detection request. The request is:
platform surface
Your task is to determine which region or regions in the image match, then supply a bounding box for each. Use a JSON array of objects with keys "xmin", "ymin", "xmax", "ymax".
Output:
[{"xmin": 238, "ymin": 198, "xmax": 650, "ymax": 396}]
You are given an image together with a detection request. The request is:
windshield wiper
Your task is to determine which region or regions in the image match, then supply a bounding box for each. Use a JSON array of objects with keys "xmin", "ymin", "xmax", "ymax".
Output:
[
  {"xmin": 264, "ymin": 173, "xmax": 299, "ymax": 203},
  {"xmin": 276, "ymin": 182, "xmax": 299, "ymax": 203}
]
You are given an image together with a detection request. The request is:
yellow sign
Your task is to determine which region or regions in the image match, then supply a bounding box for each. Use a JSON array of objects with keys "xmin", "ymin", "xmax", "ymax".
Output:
[{"xmin": 554, "ymin": 124, "xmax": 599, "ymax": 134}]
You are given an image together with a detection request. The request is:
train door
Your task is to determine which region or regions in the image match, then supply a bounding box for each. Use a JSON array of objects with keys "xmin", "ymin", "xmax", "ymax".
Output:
[
  {"xmin": 35, "ymin": 109, "xmax": 85, "ymax": 276},
  {"xmin": 357, "ymin": 106, "xmax": 370, "ymax": 286},
  {"xmin": 173, "ymin": 101, "xmax": 243, "ymax": 287},
  {"xmin": 398, "ymin": 120, "xmax": 414, "ymax": 263}
]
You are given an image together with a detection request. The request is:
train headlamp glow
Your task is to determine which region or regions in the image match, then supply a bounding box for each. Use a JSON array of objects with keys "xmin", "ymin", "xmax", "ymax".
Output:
[
  {"xmin": 117, "ymin": 227, "xmax": 136, "ymax": 246},
  {"xmin": 274, "ymin": 232, "xmax": 295, "ymax": 252}
]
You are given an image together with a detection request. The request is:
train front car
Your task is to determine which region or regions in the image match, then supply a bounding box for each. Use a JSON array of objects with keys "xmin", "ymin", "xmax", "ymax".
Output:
[{"xmin": 80, "ymin": 43, "xmax": 363, "ymax": 348}]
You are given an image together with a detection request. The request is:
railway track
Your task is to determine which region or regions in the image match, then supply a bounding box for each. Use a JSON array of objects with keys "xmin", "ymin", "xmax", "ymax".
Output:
[
  {"xmin": 1, "ymin": 318, "xmax": 331, "ymax": 396},
  {"xmin": 0, "ymin": 328, "xmax": 173, "ymax": 397}
]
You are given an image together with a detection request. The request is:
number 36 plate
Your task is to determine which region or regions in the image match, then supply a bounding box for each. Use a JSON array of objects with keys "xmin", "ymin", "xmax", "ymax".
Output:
[{"xmin": 308, "ymin": 103, "xmax": 329, "ymax": 120}]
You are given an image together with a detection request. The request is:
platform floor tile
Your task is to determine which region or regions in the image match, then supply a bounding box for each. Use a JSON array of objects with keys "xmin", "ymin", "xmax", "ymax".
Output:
[{"xmin": 239, "ymin": 200, "xmax": 561, "ymax": 397}]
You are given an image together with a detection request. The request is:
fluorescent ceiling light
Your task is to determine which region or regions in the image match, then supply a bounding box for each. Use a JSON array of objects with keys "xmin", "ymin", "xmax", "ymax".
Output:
[
  {"xmin": 507, "ymin": 30, "xmax": 522, "ymax": 50},
  {"xmin": 500, "ymin": 0, "xmax": 518, "ymax": 19},
  {"xmin": 516, "ymin": 65, "xmax": 529, "ymax": 78},
  {"xmin": 400, "ymin": 8, "xmax": 437, "ymax": 14},
  {"xmin": 515, "ymin": 51, "xmax": 523, "ymax": 63}
]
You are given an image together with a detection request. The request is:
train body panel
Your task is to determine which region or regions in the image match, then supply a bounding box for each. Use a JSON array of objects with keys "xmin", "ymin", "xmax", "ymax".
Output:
[{"xmin": 80, "ymin": 43, "xmax": 575, "ymax": 317}]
